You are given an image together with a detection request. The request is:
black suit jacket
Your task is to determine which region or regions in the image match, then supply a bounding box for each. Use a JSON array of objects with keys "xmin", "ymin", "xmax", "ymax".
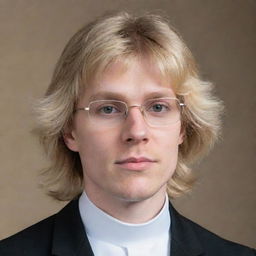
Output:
[{"xmin": 0, "ymin": 199, "xmax": 255, "ymax": 256}]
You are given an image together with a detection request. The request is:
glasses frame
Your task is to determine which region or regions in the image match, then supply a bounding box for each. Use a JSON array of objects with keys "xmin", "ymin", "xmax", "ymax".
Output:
[{"xmin": 76, "ymin": 97, "xmax": 185, "ymax": 127}]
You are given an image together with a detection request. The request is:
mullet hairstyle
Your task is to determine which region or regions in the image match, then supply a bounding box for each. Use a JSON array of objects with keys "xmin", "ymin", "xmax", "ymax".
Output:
[{"xmin": 34, "ymin": 12, "xmax": 223, "ymax": 201}]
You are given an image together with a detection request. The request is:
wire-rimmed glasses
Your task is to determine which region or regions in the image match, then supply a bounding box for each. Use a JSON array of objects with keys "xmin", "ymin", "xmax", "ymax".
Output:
[{"xmin": 76, "ymin": 97, "xmax": 185, "ymax": 127}]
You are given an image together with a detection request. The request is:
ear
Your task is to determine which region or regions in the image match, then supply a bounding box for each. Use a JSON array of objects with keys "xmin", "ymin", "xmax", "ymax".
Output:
[
  {"xmin": 178, "ymin": 125, "xmax": 186, "ymax": 145},
  {"xmin": 63, "ymin": 130, "xmax": 79, "ymax": 152}
]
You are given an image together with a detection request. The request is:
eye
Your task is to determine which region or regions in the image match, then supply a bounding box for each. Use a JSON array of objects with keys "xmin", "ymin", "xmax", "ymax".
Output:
[
  {"xmin": 148, "ymin": 102, "xmax": 170, "ymax": 113},
  {"xmin": 151, "ymin": 103, "xmax": 166, "ymax": 112},
  {"xmin": 99, "ymin": 105, "xmax": 120, "ymax": 114},
  {"xmin": 90, "ymin": 100, "xmax": 126, "ymax": 118}
]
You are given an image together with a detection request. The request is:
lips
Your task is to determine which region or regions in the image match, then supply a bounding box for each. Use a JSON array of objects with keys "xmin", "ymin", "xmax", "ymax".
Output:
[
  {"xmin": 115, "ymin": 157, "xmax": 157, "ymax": 171},
  {"xmin": 116, "ymin": 157, "xmax": 154, "ymax": 164}
]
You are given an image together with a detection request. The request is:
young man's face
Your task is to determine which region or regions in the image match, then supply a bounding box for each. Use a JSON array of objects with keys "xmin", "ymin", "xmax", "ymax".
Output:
[{"xmin": 65, "ymin": 59, "xmax": 183, "ymax": 205}]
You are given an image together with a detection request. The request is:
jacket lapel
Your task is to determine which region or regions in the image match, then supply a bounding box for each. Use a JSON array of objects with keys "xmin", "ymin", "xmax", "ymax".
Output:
[
  {"xmin": 169, "ymin": 203, "xmax": 204, "ymax": 256},
  {"xmin": 51, "ymin": 200, "xmax": 94, "ymax": 256}
]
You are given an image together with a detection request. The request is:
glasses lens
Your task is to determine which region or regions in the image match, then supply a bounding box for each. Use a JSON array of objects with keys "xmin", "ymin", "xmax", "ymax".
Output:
[
  {"xmin": 88, "ymin": 100, "xmax": 127, "ymax": 125},
  {"xmin": 143, "ymin": 98, "xmax": 181, "ymax": 126}
]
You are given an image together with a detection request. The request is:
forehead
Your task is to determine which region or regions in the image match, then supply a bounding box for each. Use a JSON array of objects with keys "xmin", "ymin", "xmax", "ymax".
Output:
[{"xmin": 81, "ymin": 58, "xmax": 176, "ymax": 103}]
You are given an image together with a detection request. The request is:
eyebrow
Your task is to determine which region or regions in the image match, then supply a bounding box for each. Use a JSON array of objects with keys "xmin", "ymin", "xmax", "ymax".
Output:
[
  {"xmin": 88, "ymin": 90, "xmax": 175, "ymax": 102},
  {"xmin": 89, "ymin": 92, "xmax": 126, "ymax": 102}
]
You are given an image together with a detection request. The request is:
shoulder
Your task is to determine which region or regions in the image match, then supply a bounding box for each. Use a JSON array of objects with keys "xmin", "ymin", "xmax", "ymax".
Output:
[
  {"xmin": 0, "ymin": 214, "xmax": 56, "ymax": 255},
  {"xmin": 178, "ymin": 213, "xmax": 256, "ymax": 256},
  {"xmin": 0, "ymin": 200, "xmax": 82, "ymax": 256}
]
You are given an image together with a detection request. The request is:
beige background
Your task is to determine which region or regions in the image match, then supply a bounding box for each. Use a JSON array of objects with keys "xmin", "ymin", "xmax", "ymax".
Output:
[{"xmin": 0, "ymin": 0, "xmax": 255, "ymax": 248}]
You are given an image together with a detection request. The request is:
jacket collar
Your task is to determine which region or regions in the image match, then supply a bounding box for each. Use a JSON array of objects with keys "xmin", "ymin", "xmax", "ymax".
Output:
[
  {"xmin": 51, "ymin": 199, "xmax": 94, "ymax": 256},
  {"xmin": 170, "ymin": 203, "xmax": 204, "ymax": 256},
  {"xmin": 51, "ymin": 199, "xmax": 204, "ymax": 256}
]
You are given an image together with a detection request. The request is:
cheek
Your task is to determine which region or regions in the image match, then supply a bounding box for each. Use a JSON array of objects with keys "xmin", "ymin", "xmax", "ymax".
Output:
[
  {"xmin": 155, "ymin": 124, "xmax": 182, "ymax": 148},
  {"xmin": 76, "ymin": 128, "xmax": 117, "ymax": 166},
  {"xmin": 154, "ymin": 126, "xmax": 181, "ymax": 168}
]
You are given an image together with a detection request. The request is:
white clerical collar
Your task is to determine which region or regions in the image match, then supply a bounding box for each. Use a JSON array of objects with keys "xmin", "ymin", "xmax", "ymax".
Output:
[{"xmin": 78, "ymin": 191, "xmax": 171, "ymax": 246}]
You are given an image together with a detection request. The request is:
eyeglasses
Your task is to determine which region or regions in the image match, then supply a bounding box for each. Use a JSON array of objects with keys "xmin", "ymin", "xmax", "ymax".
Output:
[{"xmin": 76, "ymin": 97, "xmax": 185, "ymax": 127}]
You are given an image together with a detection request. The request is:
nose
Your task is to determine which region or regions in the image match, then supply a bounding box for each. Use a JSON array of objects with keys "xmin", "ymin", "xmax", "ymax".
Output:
[{"xmin": 121, "ymin": 106, "xmax": 149, "ymax": 144}]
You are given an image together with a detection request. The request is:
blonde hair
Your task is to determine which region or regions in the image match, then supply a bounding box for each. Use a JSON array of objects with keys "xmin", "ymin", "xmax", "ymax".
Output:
[{"xmin": 34, "ymin": 12, "xmax": 223, "ymax": 201}]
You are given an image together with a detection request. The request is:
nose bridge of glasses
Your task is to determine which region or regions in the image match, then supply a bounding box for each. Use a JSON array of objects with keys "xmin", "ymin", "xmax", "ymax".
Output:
[
  {"xmin": 124, "ymin": 108, "xmax": 151, "ymax": 135},
  {"xmin": 123, "ymin": 104, "xmax": 149, "ymax": 127},
  {"xmin": 125, "ymin": 104, "xmax": 145, "ymax": 117}
]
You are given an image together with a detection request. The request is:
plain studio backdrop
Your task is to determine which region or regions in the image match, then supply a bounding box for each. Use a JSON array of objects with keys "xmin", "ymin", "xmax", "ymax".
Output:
[{"xmin": 0, "ymin": 0, "xmax": 255, "ymax": 248}]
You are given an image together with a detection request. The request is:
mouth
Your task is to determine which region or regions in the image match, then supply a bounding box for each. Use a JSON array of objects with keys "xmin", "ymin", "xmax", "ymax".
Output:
[{"xmin": 115, "ymin": 157, "xmax": 157, "ymax": 171}]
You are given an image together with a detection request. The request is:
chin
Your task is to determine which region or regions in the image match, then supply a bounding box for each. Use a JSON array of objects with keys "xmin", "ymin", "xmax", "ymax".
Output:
[
  {"xmin": 103, "ymin": 174, "xmax": 168, "ymax": 203},
  {"xmin": 113, "ymin": 184, "xmax": 165, "ymax": 203}
]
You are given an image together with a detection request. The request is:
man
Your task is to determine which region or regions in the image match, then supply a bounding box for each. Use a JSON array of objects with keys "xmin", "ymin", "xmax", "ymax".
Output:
[{"xmin": 0, "ymin": 12, "xmax": 255, "ymax": 256}]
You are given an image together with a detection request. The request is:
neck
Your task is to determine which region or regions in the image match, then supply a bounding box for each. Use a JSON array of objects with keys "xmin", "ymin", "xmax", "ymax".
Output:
[{"xmin": 84, "ymin": 187, "xmax": 167, "ymax": 224}]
